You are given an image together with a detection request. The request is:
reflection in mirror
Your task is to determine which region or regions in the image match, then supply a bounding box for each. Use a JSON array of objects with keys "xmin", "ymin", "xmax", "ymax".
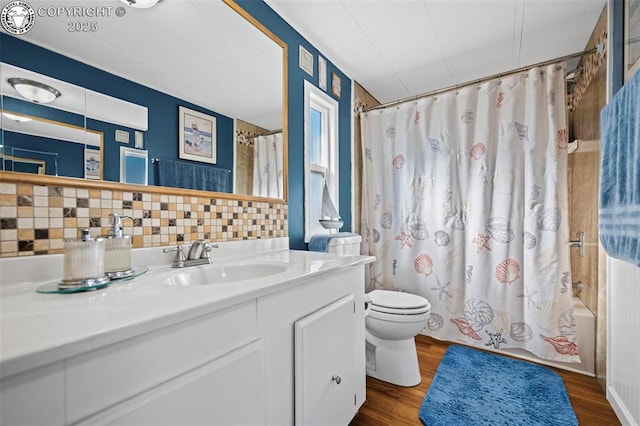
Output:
[
  {"xmin": 120, "ymin": 147, "xmax": 148, "ymax": 186},
  {"xmin": 1, "ymin": 110, "xmax": 104, "ymax": 179},
  {"xmin": 1, "ymin": 61, "xmax": 145, "ymax": 180},
  {"xmin": 235, "ymin": 120, "xmax": 284, "ymax": 199},
  {"xmin": 0, "ymin": 0, "xmax": 286, "ymax": 201}
]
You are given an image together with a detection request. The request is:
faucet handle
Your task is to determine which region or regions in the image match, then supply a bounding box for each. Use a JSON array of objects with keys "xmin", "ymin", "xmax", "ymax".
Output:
[
  {"xmin": 163, "ymin": 245, "xmax": 186, "ymax": 268},
  {"xmin": 200, "ymin": 242, "xmax": 219, "ymax": 259}
]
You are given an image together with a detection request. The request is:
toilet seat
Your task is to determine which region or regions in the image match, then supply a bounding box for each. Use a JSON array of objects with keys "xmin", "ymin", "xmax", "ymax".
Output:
[
  {"xmin": 371, "ymin": 304, "xmax": 430, "ymax": 315},
  {"xmin": 368, "ymin": 308, "xmax": 430, "ymax": 323},
  {"xmin": 368, "ymin": 290, "xmax": 431, "ymax": 315}
]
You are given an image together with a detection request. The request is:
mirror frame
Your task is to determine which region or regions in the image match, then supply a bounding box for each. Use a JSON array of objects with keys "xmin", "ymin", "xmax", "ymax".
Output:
[{"xmin": 0, "ymin": 0, "xmax": 288, "ymax": 204}]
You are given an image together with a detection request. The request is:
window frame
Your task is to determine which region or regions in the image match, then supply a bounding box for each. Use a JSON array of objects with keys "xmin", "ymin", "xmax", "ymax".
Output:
[{"xmin": 304, "ymin": 80, "xmax": 339, "ymax": 242}]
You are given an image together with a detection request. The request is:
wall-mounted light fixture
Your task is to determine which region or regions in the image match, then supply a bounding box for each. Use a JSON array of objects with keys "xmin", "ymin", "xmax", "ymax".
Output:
[
  {"xmin": 8, "ymin": 78, "xmax": 61, "ymax": 104},
  {"xmin": 120, "ymin": 0, "xmax": 160, "ymax": 8}
]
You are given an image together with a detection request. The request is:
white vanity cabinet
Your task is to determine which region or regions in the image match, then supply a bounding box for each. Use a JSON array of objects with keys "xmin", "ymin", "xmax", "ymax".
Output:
[
  {"xmin": 0, "ymin": 255, "xmax": 367, "ymax": 426},
  {"xmin": 259, "ymin": 265, "xmax": 366, "ymax": 425},
  {"xmin": 1, "ymin": 300, "xmax": 265, "ymax": 426}
]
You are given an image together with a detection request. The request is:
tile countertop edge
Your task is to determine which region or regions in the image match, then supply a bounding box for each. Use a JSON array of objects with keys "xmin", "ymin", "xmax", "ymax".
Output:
[{"xmin": 0, "ymin": 252, "xmax": 375, "ymax": 379}]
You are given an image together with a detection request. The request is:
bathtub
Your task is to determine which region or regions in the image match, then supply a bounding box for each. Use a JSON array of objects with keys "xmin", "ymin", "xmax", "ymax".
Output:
[{"xmin": 495, "ymin": 296, "xmax": 595, "ymax": 376}]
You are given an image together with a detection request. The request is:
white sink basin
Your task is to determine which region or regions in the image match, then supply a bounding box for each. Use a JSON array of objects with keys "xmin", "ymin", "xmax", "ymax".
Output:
[{"xmin": 164, "ymin": 263, "xmax": 287, "ymax": 286}]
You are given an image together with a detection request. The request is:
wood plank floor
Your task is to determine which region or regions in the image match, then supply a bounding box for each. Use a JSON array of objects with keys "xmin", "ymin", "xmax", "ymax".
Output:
[{"xmin": 350, "ymin": 335, "xmax": 620, "ymax": 426}]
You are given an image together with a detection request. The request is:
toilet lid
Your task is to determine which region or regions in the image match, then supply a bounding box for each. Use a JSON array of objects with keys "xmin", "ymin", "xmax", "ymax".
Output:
[{"xmin": 368, "ymin": 289, "xmax": 430, "ymax": 310}]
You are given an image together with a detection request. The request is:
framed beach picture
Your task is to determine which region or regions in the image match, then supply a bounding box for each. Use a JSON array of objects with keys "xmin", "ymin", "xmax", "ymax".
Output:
[
  {"xmin": 179, "ymin": 106, "xmax": 216, "ymax": 164},
  {"xmin": 84, "ymin": 147, "xmax": 101, "ymax": 180},
  {"xmin": 625, "ymin": 0, "xmax": 640, "ymax": 81},
  {"xmin": 318, "ymin": 55, "xmax": 327, "ymax": 91},
  {"xmin": 299, "ymin": 45, "xmax": 314, "ymax": 76},
  {"xmin": 332, "ymin": 72, "xmax": 341, "ymax": 99}
]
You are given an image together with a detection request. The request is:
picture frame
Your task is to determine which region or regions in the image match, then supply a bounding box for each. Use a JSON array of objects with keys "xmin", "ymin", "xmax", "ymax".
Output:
[
  {"xmin": 84, "ymin": 147, "xmax": 101, "ymax": 180},
  {"xmin": 179, "ymin": 106, "xmax": 217, "ymax": 164},
  {"xmin": 299, "ymin": 45, "xmax": 314, "ymax": 76},
  {"xmin": 332, "ymin": 72, "xmax": 341, "ymax": 99},
  {"xmin": 318, "ymin": 56, "xmax": 327, "ymax": 91},
  {"xmin": 120, "ymin": 147, "xmax": 148, "ymax": 185},
  {"xmin": 625, "ymin": 0, "xmax": 640, "ymax": 81}
]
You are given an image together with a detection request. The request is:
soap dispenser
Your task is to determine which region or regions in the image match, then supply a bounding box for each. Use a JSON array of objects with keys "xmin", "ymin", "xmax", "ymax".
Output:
[{"xmin": 103, "ymin": 213, "xmax": 134, "ymax": 279}]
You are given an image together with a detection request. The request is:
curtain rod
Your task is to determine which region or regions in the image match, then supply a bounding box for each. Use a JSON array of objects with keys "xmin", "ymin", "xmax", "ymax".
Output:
[
  {"xmin": 249, "ymin": 128, "xmax": 283, "ymax": 138},
  {"xmin": 361, "ymin": 44, "xmax": 603, "ymax": 113}
]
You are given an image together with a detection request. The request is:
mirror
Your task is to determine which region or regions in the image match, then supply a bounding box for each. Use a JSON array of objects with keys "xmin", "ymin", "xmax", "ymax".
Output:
[{"xmin": 0, "ymin": 0, "xmax": 286, "ymax": 201}]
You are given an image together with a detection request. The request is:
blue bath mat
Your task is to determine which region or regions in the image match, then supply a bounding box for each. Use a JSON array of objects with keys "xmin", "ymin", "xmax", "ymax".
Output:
[{"xmin": 419, "ymin": 345, "xmax": 578, "ymax": 426}]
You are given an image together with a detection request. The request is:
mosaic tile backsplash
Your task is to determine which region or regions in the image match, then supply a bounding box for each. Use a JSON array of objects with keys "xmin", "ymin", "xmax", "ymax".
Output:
[{"xmin": 0, "ymin": 181, "xmax": 288, "ymax": 257}]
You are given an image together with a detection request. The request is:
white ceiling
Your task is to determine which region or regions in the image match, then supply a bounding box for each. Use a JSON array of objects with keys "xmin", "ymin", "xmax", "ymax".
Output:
[
  {"xmin": 265, "ymin": 0, "xmax": 606, "ymax": 104},
  {"xmin": 2, "ymin": 0, "xmax": 606, "ymax": 123}
]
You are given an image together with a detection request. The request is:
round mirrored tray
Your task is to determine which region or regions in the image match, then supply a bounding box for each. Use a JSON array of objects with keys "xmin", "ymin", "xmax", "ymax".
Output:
[{"xmin": 36, "ymin": 266, "xmax": 148, "ymax": 294}]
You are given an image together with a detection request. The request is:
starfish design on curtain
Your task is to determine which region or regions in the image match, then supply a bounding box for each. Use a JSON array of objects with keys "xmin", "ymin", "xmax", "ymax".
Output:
[
  {"xmin": 485, "ymin": 330, "xmax": 507, "ymax": 349},
  {"xmin": 472, "ymin": 230, "xmax": 491, "ymax": 253},
  {"xmin": 395, "ymin": 229, "xmax": 413, "ymax": 249},
  {"xmin": 431, "ymin": 276, "xmax": 452, "ymax": 301}
]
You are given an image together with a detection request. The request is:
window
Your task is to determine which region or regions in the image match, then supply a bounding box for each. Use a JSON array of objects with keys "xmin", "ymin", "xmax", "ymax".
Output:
[{"xmin": 304, "ymin": 81, "xmax": 339, "ymax": 242}]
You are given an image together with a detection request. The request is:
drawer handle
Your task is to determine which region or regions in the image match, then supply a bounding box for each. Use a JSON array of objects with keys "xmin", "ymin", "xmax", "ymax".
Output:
[{"xmin": 332, "ymin": 374, "xmax": 342, "ymax": 385}]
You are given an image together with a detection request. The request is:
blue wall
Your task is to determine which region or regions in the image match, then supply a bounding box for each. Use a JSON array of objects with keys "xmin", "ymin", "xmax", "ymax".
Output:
[
  {"xmin": 236, "ymin": 0, "xmax": 353, "ymax": 249},
  {"xmin": 0, "ymin": 33, "xmax": 234, "ymax": 191}
]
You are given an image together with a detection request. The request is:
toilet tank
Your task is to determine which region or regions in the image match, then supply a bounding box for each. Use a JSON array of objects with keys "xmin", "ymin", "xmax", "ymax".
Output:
[{"xmin": 326, "ymin": 235, "xmax": 362, "ymax": 256}]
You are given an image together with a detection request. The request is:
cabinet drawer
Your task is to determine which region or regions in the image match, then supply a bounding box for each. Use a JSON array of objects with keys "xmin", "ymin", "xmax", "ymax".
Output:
[
  {"xmin": 0, "ymin": 361, "xmax": 65, "ymax": 426},
  {"xmin": 66, "ymin": 299, "xmax": 258, "ymax": 424},
  {"xmin": 79, "ymin": 339, "xmax": 265, "ymax": 426}
]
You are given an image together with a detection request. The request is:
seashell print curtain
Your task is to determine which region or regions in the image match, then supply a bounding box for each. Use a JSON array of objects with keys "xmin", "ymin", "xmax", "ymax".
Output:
[
  {"xmin": 253, "ymin": 133, "xmax": 284, "ymax": 198},
  {"xmin": 360, "ymin": 64, "xmax": 579, "ymax": 362}
]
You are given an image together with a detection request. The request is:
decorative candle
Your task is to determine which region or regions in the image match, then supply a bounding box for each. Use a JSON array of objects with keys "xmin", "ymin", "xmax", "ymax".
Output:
[{"xmin": 63, "ymin": 231, "xmax": 106, "ymax": 282}]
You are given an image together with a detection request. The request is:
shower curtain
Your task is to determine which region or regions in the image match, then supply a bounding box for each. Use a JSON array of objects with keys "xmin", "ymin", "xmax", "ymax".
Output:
[
  {"xmin": 360, "ymin": 64, "xmax": 579, "ymax": 362},
  {"xmin": 253, "ymin": 133, "xmax": 283, "ymax": 198}
]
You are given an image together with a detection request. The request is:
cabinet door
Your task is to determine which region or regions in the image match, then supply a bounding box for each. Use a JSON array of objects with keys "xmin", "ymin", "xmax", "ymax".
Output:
[
  {"xmin": 295, "ymin": 294, "xmax": 355, "ymax": 426},
  {"xmin": 79, "ymin": 339, "xmax": 265, "ymax": 426}
]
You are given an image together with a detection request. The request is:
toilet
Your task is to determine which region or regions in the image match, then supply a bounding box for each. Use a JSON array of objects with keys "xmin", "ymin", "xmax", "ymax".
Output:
[
  {"xmin": 308, "ymin": 233, "xmax": 431, "ymax": 387},
  {"xmin": 365, "ymin": 289, "xmax": 431, "ymax": 387}
]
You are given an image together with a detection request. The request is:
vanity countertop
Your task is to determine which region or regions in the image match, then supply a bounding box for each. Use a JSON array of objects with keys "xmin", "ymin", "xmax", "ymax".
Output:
[{"xmin": 0, "ymin": 248, "xmax": 374, "ymax": 378}]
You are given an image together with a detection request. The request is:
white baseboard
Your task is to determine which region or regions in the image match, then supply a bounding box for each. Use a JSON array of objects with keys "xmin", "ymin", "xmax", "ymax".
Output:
[{"xmin": 607, "ymin": 385, "xmax": 638, "ymax": 426}]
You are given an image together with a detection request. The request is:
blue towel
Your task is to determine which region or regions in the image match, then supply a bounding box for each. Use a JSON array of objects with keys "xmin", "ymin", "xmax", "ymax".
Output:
[
  {"xmin": 157, "ymin": 159, "xmax": 230, "ymax": 193},
  {"xmin": 309, "ymin": 232, "xmax": 358, "ymax": 252},
  {"xmin": 599, "ymin": 69, "xmax": 640, "ymax": 266}
]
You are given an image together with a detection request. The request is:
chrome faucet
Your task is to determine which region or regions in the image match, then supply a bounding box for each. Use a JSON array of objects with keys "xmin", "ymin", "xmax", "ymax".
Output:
[{"xmin": 164, "ymin": 240, "xmax": 218, "ymax": 268}]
